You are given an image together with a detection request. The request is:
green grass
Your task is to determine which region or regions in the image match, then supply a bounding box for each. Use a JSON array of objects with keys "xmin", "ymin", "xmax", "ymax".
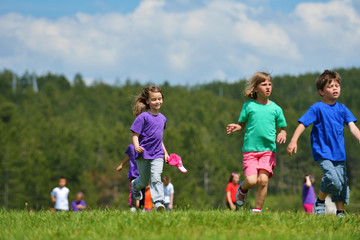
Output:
[{"xmin": 1, "ymin": 209, "xmax": 359, "ymax": 240}]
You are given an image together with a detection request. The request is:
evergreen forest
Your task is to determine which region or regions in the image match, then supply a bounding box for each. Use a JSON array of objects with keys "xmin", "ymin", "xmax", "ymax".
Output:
[{"xmin": 1, "ymin": 68, "xmax": 360, "ymax": 211}]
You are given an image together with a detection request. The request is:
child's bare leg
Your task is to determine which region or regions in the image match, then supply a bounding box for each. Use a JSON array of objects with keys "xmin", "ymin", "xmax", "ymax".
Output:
[
  {"xmin": 318, "ymin": 191, "xmax": 327, "ymax": 201},
  {"xmin": 254, "ymin": 170, "xmax": 270, "ymax": 209},
  {"xmin": 241, "ymin": 175, "xmax": 258, "ymax": 191},
  {"xmin": 335, "ymin": 201, "xmax": 344, "ymax": 211}
]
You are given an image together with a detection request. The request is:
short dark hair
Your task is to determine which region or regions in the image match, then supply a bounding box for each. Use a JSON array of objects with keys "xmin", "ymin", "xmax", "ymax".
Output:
[
  {"xmin": 59, "ymin": 176, "xmax": 66, "ymax": 180},
  {"xmin": 316, "ymin": 70, "xmax": 341, "ymax": 92}
]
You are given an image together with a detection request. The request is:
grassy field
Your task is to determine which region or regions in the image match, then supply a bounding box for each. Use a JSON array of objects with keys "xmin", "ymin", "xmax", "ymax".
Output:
[{"xmin": 1, "ymin": 209, "xmax": 359, "ymax": 240}]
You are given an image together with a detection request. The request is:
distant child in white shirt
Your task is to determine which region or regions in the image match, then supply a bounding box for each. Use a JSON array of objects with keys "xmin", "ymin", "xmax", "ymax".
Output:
[
  {"xmin": 51, "ymin": 176, "xmax": 70, "ymax": 211},
  {"xmin": 163, "ymin": 176, "xmax": 174, "ymax": 211}
]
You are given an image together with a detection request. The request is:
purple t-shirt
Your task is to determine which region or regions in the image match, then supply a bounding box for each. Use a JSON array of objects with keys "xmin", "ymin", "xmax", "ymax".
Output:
[
  {"xmin": 302, "ymin": 183, "xmax": 316, "ymax": 204},
  {"xmin": 71, "ymin": 200, "xmax": 86, "ymax": 211},
  {"xmin": 130, "ymin": 111, "xmax": 167, "ymax": 160},
  {"xmin": 126, "ymin": 144, "xmax": 139, "ymax": 179}
]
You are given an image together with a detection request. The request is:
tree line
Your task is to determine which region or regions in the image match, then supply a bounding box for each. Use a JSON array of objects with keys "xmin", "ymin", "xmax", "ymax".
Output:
[{"xmin": 0, "ymin": 67, "xmax": 359, "ymax": 210}]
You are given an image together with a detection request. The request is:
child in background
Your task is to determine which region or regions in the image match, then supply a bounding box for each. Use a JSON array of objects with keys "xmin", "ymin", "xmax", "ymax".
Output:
[
  {"xmin": 144, "ymin": 185, "xmax": 153, "ymax": 211},
  {"xmin": 71, "ymin": 192, "xmax": 86, "ymax": 211},
  {"xmin": 226, "ymin": 173, "xmax": 240, "ymax": 211},
  {"xmin": 163, "ymin": 176, "xmax": 174, "ymax": 211},
  {"xmin": 227, "ymin": 72, "xmax": 287, "ymax": 213},
  {"xmin": 51, "ymin": 176, "xmax": 70, "ymax": 211},
  {"xmin": 302, "ymin": 175, "xmax": 316, "ymax": 213},
  {"xmin": 287, "ymin": 70, "xmax": 360, "ymax": 216},
  {"xmin": 130, "ymin": 85, "xmax": 170, "ymax": 212},
  {"xmin": 116, "ymin": 144, "xmax": 145, "ymax": 211}
]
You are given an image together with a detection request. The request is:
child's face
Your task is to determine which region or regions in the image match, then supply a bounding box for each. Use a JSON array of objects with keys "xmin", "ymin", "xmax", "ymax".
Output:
[
  {"xmin": 232, "ymin": 174, "xmax": 240, "ymax": 184},
  {"xmin": 256, "ymin": 78, "xmax": 272, "ymax": 99},
  {"xmin": 319, "ymin": 80, "xmax": 341, "ymax": 101},
  {"xmin": 58, "ymin": 178, "xmax": 66, "ymax": 188},
  {"xmin": 146, "ymin": 91, "xmax": 163, "ymax": 113}
]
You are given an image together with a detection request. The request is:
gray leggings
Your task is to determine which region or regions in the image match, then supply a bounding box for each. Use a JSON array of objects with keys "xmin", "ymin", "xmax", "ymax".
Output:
[{"xmin": 132, "ymin": 158, "xmax": 165, "ymax": 205}]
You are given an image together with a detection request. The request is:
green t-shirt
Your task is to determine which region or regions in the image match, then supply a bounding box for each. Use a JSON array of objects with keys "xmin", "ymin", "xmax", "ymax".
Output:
[{"xmin": 238, "ymin": 100, "xmax": 287, "ymax": 152}]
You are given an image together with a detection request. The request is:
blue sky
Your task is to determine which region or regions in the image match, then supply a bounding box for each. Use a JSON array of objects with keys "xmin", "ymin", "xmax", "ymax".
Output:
[
  {"xmin": 1, "ymin": 0, "xmax": 359, "ymax": 85},
  {"xmin": 0, "ymin": 0, "xmax": 332, "ymax": 19}
]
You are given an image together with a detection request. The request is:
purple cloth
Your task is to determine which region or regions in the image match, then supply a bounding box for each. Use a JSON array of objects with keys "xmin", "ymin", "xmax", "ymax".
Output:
[
  {"xmin": 126, "ymin": 144, "xmax": 139, "ymax": 179},
  {"xmin": 302, "ymin": 183, "xmax": 316, "ymax": 204},
  {"xmin": 130, "ymin": 111, "xmax": 167, "ymax": 160},
  {"xmin": 71, "ymin": 200, "xmax": 86, "ymax": 211}
]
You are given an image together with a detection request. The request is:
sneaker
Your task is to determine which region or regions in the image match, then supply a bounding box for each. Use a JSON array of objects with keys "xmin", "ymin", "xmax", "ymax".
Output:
[
  {"xmin": 235, "ymin": 181, "xmax": 247, "ymax": 206},
  {"xmin": 250, "ymin": 209, "xmax": 262, "ymax": 213},
  {"xmin": 129, "ymin": 207, "xmax": 136, "ymax": 212},
  {"xmin": 131, "ymin": 179, "xmax": 143, "ymax": 201},
  {"xmin": 314, "ymin": 200, "xmax": 325, "ymax": 215},
  {"xmin": 155, "ymin": 203, "xmax": 165, "ymax": 212},
  {"xmin": 337, "ymin": 212, "xmax": 346, "ymax": 218}
]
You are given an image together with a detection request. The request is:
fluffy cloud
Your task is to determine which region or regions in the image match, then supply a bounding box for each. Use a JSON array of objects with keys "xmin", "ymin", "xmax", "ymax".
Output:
[{"xmin": 0, "ymin": 0, "xmax": 359, "ymax": 85}]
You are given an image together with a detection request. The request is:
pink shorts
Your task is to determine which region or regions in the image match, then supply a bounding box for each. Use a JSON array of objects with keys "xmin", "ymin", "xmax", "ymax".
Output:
[
  {"xmin": 243, "ymin": 151, "xmax": 276, "ymax": 178},
  {"xmin": 303, "ymin": 204, "xmax": 314, "ymax": 213}
]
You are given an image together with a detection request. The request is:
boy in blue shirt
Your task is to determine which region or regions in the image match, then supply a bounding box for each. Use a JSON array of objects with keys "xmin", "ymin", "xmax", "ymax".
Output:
[{"xmin": 287, "ymin": 70, "xmax": 360, "ymax": 216}]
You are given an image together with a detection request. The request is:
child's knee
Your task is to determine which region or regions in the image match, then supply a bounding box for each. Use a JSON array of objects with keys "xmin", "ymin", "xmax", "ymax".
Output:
[
  {"xmin": 257, "ymin": 175, "xmax": 269, "ymax": 187},
  {"xmin": 245, "ymin": 175, "xmax": 258, "ymax": 186},
  {"xmin": 321, "ymin": 173, "xmax": 342, "ymax": 193}
]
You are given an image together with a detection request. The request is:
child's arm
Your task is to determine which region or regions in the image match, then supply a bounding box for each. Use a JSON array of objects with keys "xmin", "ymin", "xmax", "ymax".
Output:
[
  {"xmin": 287, "ymin": 123, "xmax": 306, "ymax": 156},
  {"xmin": 276, "ymin": 127, "xmax": 287, "ymax": 144},
  {"xmin": 226, "ymin": 122, "xmax": 245, "ymax": 134},
  {"xmin": 162, "ymin": 142, "xmax": 170, "ymax": 162},
  {"xmin": 132, "ymin": 133, "xmax": 144, "ymax": 153},
  {"xmin": 116, "ymin": 155, "xmax": 130, "ymax": 171},
  {"xmin": 305, "ymin": 176, "xmax": 312, "ymax": 188},
  {"xmin": 226, "ymin": 191, "xmax": 236, "ymax": 210},
  {"xmin": 348, "ymin": 122, "xmax": 360, "ymax": 144},
  {"xmin": 169, "ymin": 193, "xmax": 174, "ymax": 210},
  {"xmin": 51, "ymin": 196, "xmax": 56, "ymax": 203}
]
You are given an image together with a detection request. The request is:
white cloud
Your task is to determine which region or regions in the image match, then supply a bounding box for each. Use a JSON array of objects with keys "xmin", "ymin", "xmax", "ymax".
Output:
[{"xmin": 0, "ymin": 0, "xmax": 359, "ymax": 85}]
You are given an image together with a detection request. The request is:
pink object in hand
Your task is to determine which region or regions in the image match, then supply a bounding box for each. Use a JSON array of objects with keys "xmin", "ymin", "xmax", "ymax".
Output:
[{"xmin": 166, "ymin": 154, "xmax": 187, "ymax": 173}]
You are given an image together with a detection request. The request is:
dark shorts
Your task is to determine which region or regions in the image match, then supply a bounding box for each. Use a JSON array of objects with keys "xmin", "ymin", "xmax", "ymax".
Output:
[{"xmin": 317, "ymin": 159, "xmax": 350, "ymax": 204}]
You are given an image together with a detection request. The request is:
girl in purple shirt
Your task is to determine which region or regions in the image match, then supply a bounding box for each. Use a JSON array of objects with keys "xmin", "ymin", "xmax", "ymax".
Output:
[
  {"xmin": 302, "ymin": 174, "xmax": 316, "ymax": 213},
  {"xmin": 130, "ymin": 85, "xmax": 169, "ymax": 211}
]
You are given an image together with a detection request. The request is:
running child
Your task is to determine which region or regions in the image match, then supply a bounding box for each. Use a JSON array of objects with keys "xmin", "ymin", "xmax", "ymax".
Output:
[
  {"xmin": 130, "ymin": 85, "xmax": 169, "ymax": 211},
  {"xmin": 226, "ymin": 72, "xmax": 287, "ymax": 213},
  {"xmin": 287, "ymin": 70, "xmax": 360, "ymax": 216},
  {"xmin": 116, "ymin": 144, "xmax": 145, "ymax": 211}
]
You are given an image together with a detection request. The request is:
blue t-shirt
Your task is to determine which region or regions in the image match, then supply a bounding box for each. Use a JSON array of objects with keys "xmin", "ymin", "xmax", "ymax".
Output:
[{"xmin": 298, "ymin": 102, "xmax": 356, "ymax": 161}]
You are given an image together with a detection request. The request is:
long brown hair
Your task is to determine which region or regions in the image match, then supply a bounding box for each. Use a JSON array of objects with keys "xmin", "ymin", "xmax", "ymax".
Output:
[
  {"xmin": 243, "ymin": 72, "xmax": 271, "ymax": 99},
  {"xmin": 133, "ymin": 85, "xmax": 163, "ymax": 116}
]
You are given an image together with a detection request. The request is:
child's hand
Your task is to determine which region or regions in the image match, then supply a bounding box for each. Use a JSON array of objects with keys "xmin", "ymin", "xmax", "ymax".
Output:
[
  {"xmin": 164, "ymin": 153, "xmax": 170, "ymax": 163},
  {"xmin": 287, "ymin": 142, "xmax": 297, "ymax": 156},
  {"xmin": 135, "ymin": 145, "xmax": 144, "ymax": 153},
  {"xmin": 226, "ymin": 124, "xmax": 241, "ymax": 134},
  {"xmin": 276, "ymin": 131, "xmax": 286, "ymax": 144},
  {"xmin": 116, "ymin": 164, "xmax": 123, "ymax": 171}
]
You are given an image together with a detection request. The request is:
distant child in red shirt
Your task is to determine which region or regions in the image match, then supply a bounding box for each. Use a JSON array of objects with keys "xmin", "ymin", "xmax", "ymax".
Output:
[{"xmin": 226, "ymin": 173, "xmax": 240, "ymax": 210}]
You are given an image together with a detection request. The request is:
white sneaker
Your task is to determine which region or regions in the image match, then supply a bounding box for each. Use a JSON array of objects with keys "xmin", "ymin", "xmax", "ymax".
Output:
[{"xmin": 155, "ymin": 203, "xmax": 165, "ymax": 212}]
